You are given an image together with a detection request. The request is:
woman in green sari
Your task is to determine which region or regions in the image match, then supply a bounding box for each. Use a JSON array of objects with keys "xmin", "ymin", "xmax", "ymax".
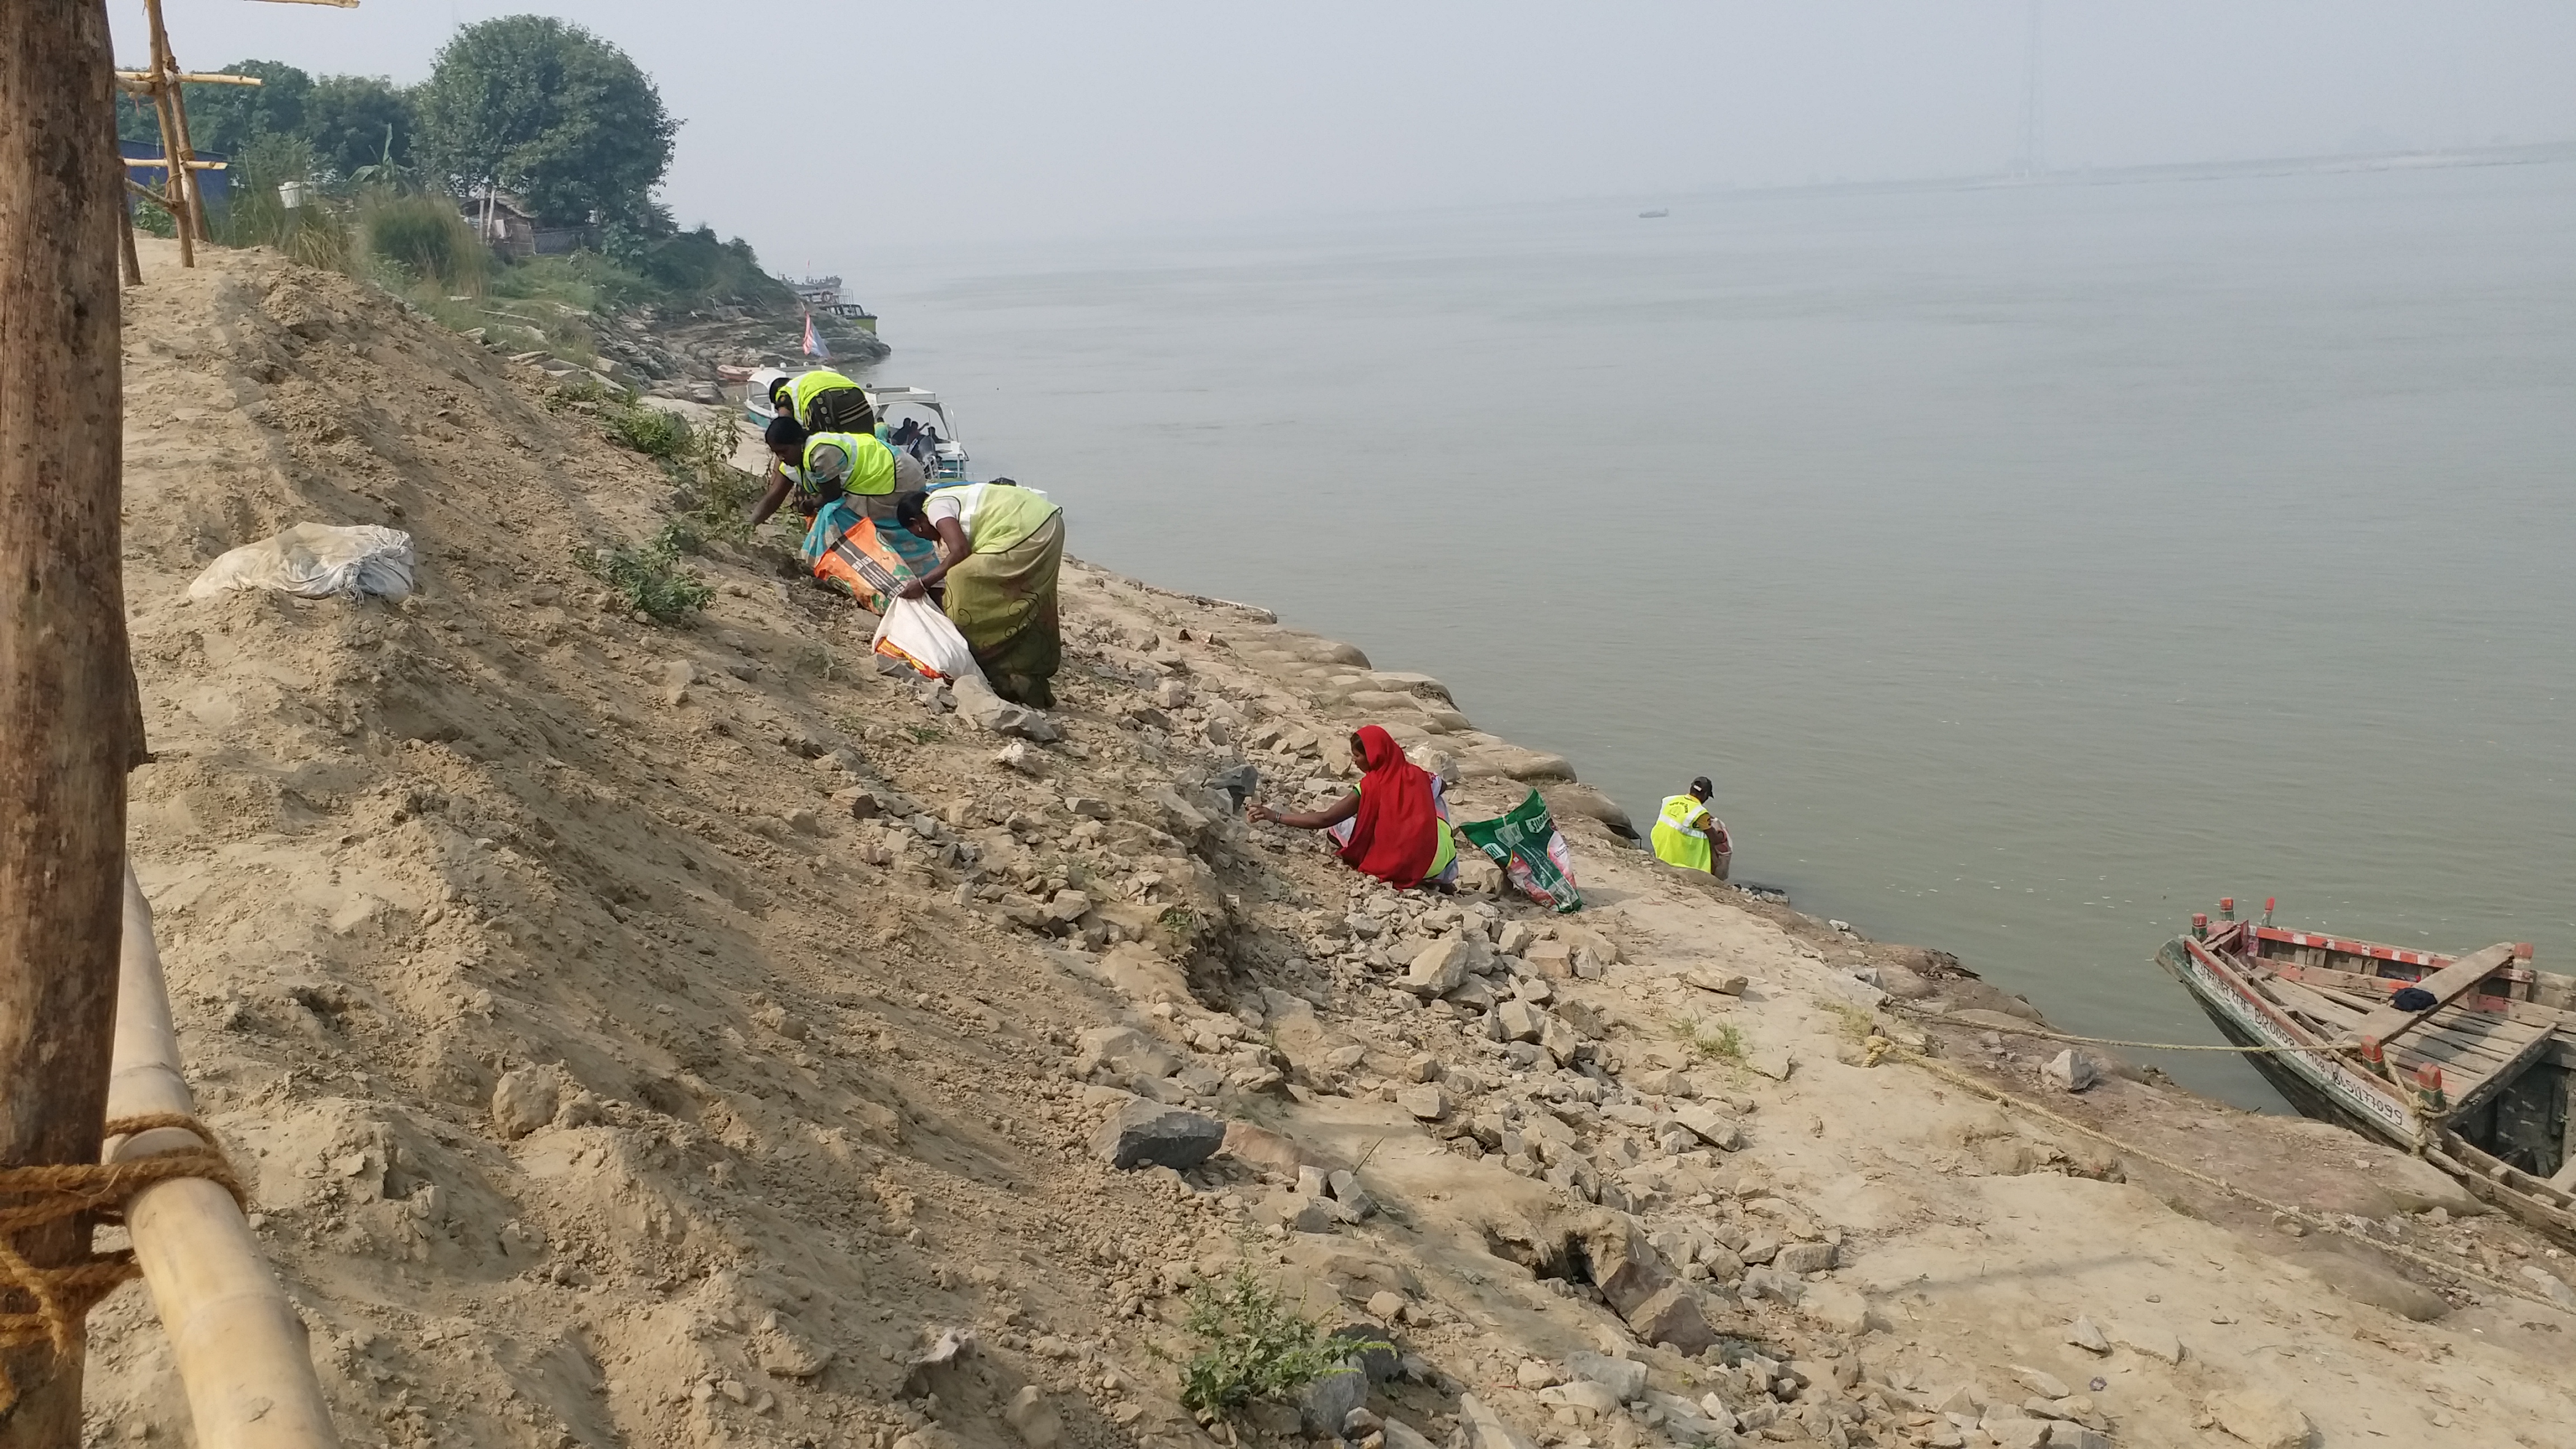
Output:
[{"xmin": 894, "ymin": 481, "xmax": 1065, "ymax": 707}]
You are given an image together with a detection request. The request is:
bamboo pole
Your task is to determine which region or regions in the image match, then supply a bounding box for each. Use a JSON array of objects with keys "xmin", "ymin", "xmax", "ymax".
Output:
[
  {"xmin": 140, "ymin": 0, "xmax": 207, "ymax": 244},
  {"xmin": 117, "ymin": 167, "xmax": 143, "ymax": 288},
  {"xmin": 135, "ymin": 12, "xmax": 192, "ymax": 268},
  {"xmin": 105, "ymin": 871, "xmax": 340, "ymax": 1449},
  {"xmin": 0, "ymin": 1, "xmax": 140, "ymax": 1440},
  {"xmin": 115, "ymin": 71, "xmax": 264, "ymax": 87}
]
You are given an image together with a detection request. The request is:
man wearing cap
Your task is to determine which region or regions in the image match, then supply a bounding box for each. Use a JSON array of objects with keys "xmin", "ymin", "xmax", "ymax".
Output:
[
  {"xmin": 768, "ymin": 367, "xmax": 874, "ymax": 433},
  {"xmin": 1651, "ymin": 777, "xmax": 1731, "ymax": 880}
]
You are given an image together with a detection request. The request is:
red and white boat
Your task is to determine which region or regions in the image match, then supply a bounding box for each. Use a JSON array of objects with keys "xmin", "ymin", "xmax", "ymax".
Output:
[{"xmin": 2160, "ymin": 901, "xmax": 2576, "ymax": 1241}]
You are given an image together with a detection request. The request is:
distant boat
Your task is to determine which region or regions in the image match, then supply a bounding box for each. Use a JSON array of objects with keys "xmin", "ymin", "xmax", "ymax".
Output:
[{"xmin": 1637, "ymin": 209, "xmax": 1670, "ymax": 219}]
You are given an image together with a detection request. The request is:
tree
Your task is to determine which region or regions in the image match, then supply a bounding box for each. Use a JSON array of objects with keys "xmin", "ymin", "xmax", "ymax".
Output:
[
  {"xmin": 413, "ymin": 16, "xmax": 674, "ymax": 226},
  {"xmin": 178, "ymin": 59, "xmax": 310, "ymax": 157},
  {"xmin": 304, "ymin": 73, "xmax": 414, "ymax": 182}
]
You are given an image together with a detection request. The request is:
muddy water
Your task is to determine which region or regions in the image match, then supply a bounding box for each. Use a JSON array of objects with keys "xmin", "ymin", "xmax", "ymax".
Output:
[{"xmin": 855, "ymin": 160, "xmax": 2576, "ymax": 1108}]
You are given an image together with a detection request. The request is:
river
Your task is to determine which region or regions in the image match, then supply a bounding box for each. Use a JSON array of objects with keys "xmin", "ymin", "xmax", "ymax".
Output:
[{"xmin": 856, "ymin": 159, "xmax": 2576, "ymax": 1109}]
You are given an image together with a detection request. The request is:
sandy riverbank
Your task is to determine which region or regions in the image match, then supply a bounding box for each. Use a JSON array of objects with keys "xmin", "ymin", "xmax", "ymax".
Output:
[{"xmin": 83, "ymin": 236, "xmax": 2576, "ymax": 1449}]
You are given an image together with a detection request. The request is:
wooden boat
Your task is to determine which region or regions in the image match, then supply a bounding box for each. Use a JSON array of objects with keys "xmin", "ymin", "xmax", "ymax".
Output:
[{"xmin": 2158, "ymin": 901, "xmax": 2576, "ymax": 1242}]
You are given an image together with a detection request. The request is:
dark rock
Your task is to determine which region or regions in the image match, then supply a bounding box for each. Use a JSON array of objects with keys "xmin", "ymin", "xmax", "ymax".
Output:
[
  {"xmin": 1089, "ymin": 1101, "xmax": 1223, "ymax": 1170},
  {"xmin": 1209, "ymin": 763, "xmax": 1261, "ymax": 809},
  {"xmin": 1296, "ymin": 1358, "xmax": 1368, "ymax": 1437},
  {"xmin": 1330, "ymin": 1322, "xmax": 1400, "ymax": 1384}
]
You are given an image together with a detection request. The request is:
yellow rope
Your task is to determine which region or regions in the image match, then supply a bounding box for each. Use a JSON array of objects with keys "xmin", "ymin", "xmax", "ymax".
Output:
[
  {"xmin": 1862, "ymin": 1036, "xmax": 2568, "ymax": 1315},
  {"xmin": 0, "ymin": 1114, "xmax": 245, "ymax": 1412},
  {"xmin": 1887, "ymin": 1001, "xmax": 2346, "ymax": 1056}
]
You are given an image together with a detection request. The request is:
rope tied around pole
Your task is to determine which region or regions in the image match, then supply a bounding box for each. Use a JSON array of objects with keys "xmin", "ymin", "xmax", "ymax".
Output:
[
  {"xmin": 1883, "ymin": 1000, "xmax": 2355, "ymax": 1055},
  {"xmin": 0, "ymin": 1114, "xmax": 247, "ymax": 1412}
]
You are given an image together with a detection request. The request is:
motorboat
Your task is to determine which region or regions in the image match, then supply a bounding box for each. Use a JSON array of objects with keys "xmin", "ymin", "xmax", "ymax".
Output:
[{"xmin": 743, "ymin": 369, "xmax": 970, "ymax": 482}]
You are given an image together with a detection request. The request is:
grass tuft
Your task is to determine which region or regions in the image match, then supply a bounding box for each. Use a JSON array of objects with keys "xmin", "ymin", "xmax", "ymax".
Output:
[
  {"xmin": 1672, "ymin": 1017, "xmax": 1748, "ymax": 1065},
  {"xmin": 1819, "ymin": 1000, "xmax": 1877, "ymax": 1043}
]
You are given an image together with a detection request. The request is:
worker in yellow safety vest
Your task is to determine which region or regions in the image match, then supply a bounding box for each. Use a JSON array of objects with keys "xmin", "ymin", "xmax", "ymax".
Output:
[
  {"xmin": 767, "ymin": 367, "xmax": 874, "ymax": 433},
  {"xmin": 750, "ymin": 423, "xmax": 899, "ymax": 523},
  {"xmin": 1650, "ymin": 776, "xmax": 1731, "ymax": 880}
]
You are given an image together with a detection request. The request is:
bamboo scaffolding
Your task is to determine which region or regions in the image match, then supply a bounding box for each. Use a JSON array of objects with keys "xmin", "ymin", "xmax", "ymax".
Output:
[
  {"xmin": 105, "ymin": 868, "xmax": 340, "ymax": 1449},
  {"xmin": 116, "ymin": 70, "xmax": 262, "ymax": 86}
]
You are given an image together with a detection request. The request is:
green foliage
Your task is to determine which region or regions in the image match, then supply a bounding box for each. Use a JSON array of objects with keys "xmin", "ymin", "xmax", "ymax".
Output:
[
  {"xmin": 573, "ymin": 524, "xmax": 712, "ymax": 623},
  {"xmin": 222, "ymin": 134, "xmax": 349, "ymax": 270},
  {"xmin": 305, "ymin": 75, "xmax": 416, "ymax": 182},
  {"xmin": 359, "ymin": 191, "xmax": 487, "ymax": 294},
  {"xmin": 1175, "ymin": 1265, "xmax": 1377, "ymax": 1420},
  {"xmin": 414, "ymin": 16, "xmax": 675, "ymax": 228},
  {"xmin": 111, "ymin": 59, "xmax": 416, "ymax": 187},
  {"xmin": 131, "ymin": 199, "xmax": 178, "ymax": 238},
  {"xmin": 178, "ymin": 60, "xmax": 314, "ymax": 158},
  {"xmin": 490, "ymin": 252, "xmax": 647, "ymax": 312},
  {"xmin": 1159, "ymin": 907, "xmax": 1201, "ymax": 936},
  {"xmin": 681, "ymin": 421, "xmax": 764, "ymax": 542},
  {"xmin": 115, "ymin": 90, "xmax": 162, "ymax": 149},
  {"xmin": 903, "ymin": 724, "xmax": 944, "ymax": 744},
  {"xmin": 602, "ymin": 400, "xmax": 691, "ymax": 460},
  {"xmin": 608, "ymin": 225, "xmax": 793, "ymax": 306},
  {"xmin": 1673, "ymin": 1019, "xmax": 1748, "ymax": 1065}
]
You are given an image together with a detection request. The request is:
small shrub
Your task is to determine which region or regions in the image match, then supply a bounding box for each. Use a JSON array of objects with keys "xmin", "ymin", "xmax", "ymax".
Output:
[
  {"xmin": 573, "ymin": 524, "xmax": 711, "ymax": 623},
  {"xmin": 545, "ymin": 375, "xmax": 613, "ymax": 411},
  {"xmin": 1159, "ymin": 907, "xmax": 1200, "ymax": 936},
  {"xmin": 681, "ymin": 419, "xmax": 764, "ymax": 543},
  {"xmin": 903, "ymin": 724, "xmax": 944, "ymax": 744},
  {"xmin": 1175, "ymin": 1265, "xmax": 1379, "ymax": 1420},
  {"xmin": 602, "ymin": 401, "xmax": 692, "ymax": 460}
]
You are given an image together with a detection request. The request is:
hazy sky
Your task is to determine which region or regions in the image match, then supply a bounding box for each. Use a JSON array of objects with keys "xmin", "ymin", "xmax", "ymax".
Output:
[{"xmin": 117, "ymin": 2, "xmax": 2576, "ymax": 271}]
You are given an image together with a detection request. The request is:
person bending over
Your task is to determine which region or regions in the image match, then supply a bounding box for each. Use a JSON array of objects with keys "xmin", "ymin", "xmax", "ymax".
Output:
[
  {"xmin": 893, "ymin": 480, "xmax": 1066, "ymax": 708},
  {"xmin": 768, "ymin": 367, "xmax": 874, "ymax": 434}
]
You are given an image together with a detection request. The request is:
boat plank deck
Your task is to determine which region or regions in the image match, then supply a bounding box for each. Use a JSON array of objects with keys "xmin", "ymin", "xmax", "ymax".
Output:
[
  {"xmin": 2289, "ymin": 978, "xmax": 2540, "ymax": 1061},
  {"xmin": 2343, "ymin": 944, "xmax": 2521, "ymax": 1048}
]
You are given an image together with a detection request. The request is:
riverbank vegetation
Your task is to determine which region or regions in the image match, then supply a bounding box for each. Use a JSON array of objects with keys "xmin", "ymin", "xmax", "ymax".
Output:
[{"xmin": 119, "ymin": 14, "xmax": 792, "ymax": 356}]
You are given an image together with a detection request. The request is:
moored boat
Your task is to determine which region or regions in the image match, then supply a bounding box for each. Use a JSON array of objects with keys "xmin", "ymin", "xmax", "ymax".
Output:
[
  {"xmin": 2159, "ymin": 902, "xmax": 2576, "ymax": 1241},
  {"xmin": 744, "ymin": 369, "xmax": 970, "ymax": 482}
]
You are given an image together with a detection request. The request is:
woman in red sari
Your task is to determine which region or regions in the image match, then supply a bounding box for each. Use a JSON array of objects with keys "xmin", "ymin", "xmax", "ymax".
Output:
[{"xmin": 1246, "ymin": 725, "xmax": 1458, "ymax": 889}]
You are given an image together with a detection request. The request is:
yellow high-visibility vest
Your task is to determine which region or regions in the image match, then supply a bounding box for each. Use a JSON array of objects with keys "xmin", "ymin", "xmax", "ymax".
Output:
[
  {"xmin": 1651, "ymin": 794, "xmax": 1714, "ymax": 872},
  {"xmin": 799, "ymin": 431, "xmax": 898, "ymax": 505},
  {"xmin": 785, "ymin": 368, "xmax": 861, "ymax": 427}
]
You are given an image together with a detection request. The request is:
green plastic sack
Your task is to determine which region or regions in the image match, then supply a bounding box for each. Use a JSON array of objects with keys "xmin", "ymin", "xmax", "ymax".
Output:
[{"xmin": 1459, "ymin": 789, "xmax": 1583, "ymax": 913}]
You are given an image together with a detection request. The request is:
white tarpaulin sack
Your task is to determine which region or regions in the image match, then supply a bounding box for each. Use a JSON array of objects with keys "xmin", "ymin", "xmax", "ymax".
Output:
[
  {"xmin": 870, "ymin": 594, "xmax": 984, "ymax": 683},
  {"xmin": 187, "ymin": 523, "xmax": 416, "ymax": 603}
]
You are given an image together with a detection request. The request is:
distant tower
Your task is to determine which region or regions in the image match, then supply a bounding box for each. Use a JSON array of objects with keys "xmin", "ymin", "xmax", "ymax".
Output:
[{"xmin": 2016, "ymin": 0, "xmax": 2045, "ymax": 177}]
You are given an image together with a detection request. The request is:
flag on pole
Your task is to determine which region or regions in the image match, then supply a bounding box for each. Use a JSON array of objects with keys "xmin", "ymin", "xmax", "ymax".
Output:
[{"xmin": 802, "ymin": 311, "xmax": 829, "ymax": 359}]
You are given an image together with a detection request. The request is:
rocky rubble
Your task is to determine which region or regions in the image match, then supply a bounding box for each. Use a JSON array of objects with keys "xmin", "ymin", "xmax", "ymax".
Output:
[
  {"xmin": 82, "ymin": 238, "xmax": 2576, "ymax": 1449},
  {"xmin": 468, "ymin": 292, "xmax": 892, "ymax": 402}
]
